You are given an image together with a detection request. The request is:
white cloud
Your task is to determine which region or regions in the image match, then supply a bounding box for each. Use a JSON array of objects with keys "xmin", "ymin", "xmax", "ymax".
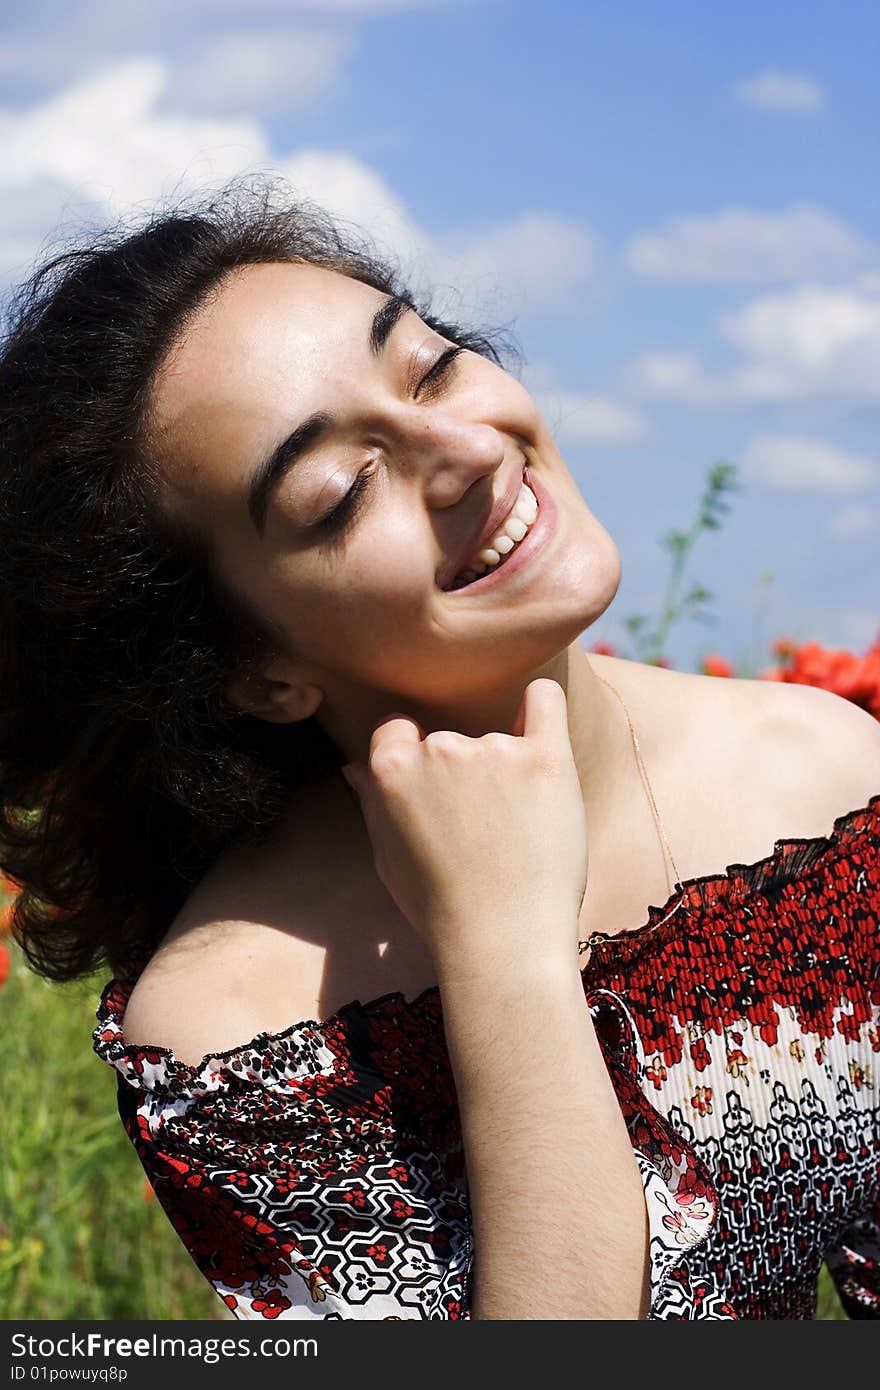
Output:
[
  {"xmin": 720, "ymin": 282, "xmax": 880, "ymax": 367},
  {"xmin": 631, "ymin": 277, "xmax": 880, "ymax": 405},
  {"xmin": 734, "ymin": 69, "xmax": 825, "ymax": 115},
  {"xmin": 625, "ymin": 205, "xmax": 872, "ymax": 284},
  {"xmin": 519, "ymin": 362, "xmax": 646, "ymax": 444},
  {"xmin": 162, "ymin": 30, "xmax": 354, "ymax": 116},
  {"xmin": 430, "ymin": 214, "xmax": 599, "ymax": 319},
  {"xmin": 827, "ymin": 505, "xmax": 879, "ymax": 540},
  {"xmin": 537, "ymin": 390, "xmax": 646, "ymax": 444},
  {"xmin": 278, "ymin": 157, "xmax": 598, "ymax": 317},
  {"xmin": 0, "ymin": 178, "xmax": 103, "ymax": 284},
  {"xmin": 280, "ymin": 147, "xmax": 425, "ymax": 264},
  {"xmin": 0, "ymin": 60, "xmax": 266, "ymax": 216},
  {"xmin": 631, "ymin": 350, "xmax": 722, "ymax": 405},
  {"xmin": 741, "ymin": 434, "xmax": 877, "ymax": 493},
  {"xmin": 0, "ymin": 0, "xmax": 478, "ymax": 108},
  {"xmin": 630, "ymin": 352, "xmax": 717, "ymax": 403},
  {"xmin": 0, "ymin": 58, "xmax": 595, "ymax": 324}
]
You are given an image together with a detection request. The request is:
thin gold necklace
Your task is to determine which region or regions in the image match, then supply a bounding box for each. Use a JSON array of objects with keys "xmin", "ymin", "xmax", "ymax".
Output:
[{"xmin": 577, "ymin": 671, "xmax": 684, "ymax": 965}]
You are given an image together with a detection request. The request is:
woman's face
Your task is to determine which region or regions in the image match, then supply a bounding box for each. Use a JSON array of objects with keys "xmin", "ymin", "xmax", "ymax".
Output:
[{"xmin": 150, "ymin": 261, "xmax": 620, "ymax": 729}]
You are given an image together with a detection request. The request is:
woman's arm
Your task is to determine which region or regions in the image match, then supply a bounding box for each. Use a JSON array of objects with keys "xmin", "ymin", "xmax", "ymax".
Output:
[
  {"xmin": 343, "ymin": 678, "xmax": 651, "ymax": 1320},
  {"xmin": 438, "ymin": 943, "xmax": 649, "ymax": 1320}
]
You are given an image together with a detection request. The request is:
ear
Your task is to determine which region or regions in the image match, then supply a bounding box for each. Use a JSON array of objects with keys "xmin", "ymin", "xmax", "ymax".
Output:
[{"xmin": 223, "ymin": 668, "xmax": 324, "ymax": 724}]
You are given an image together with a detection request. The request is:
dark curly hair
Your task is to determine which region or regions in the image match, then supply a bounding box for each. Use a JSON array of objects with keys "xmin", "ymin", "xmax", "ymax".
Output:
[{"xmin": 0, "ymin": 177, "xmax": 517, "ymax": 985}]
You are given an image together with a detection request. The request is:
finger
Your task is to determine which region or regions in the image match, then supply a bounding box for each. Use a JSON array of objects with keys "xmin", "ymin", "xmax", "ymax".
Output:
[
  {"xmin": 520, "ymin": 678, "xmax": 571, "ymax": 749},
  {"xmin": 368, "ymin": 712, "xmax": 427, "ymax": 761},
  {"xmin": 341, "ymin": 763, "xmax": 367, "ymax": 797}
]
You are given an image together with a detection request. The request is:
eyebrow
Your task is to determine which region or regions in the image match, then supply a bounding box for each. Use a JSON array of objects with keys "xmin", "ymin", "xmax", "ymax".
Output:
[{"xmin": 247, "ymin": 293, "xmax": 414, "ymax": 535}]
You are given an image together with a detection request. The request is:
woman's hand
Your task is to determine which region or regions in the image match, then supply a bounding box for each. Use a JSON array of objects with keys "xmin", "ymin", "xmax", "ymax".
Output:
[
  {"xmin": 345, "ymin": 680, "xmax": 652, "ymax": 1321},
  {"xmin": 341, "ymin": 678, "xmax": 588, "ymax": 974}
]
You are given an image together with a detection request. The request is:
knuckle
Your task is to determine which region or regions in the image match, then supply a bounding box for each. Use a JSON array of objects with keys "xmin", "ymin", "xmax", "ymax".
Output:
[
  {"xmin": 424, "ymin": 730, "xmax": 465, "ymax": 758},
  {"xmin": 479, "ymin": 731, "xmax": 510, "ymax": 754},
  {"xmin": 370, "ymin": 743, "xmax": 413, "ymax": 780}
]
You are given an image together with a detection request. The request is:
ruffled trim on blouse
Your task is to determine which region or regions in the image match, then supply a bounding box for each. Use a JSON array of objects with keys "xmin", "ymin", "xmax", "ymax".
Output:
[
  {"xmin": 91, "ymin": 793, "xmax": 880, "ymax": 1319},
  {"xmin": 95, "ymin": 972, "xmax": 735, "ymax": 1316},
  {"xmin": 93, "ymin": 792, "xmax": 880, "ymax": 1094},
  {"xmin": 93, "ymin": 974, "xmax": 451, "ymax": 1099},
  {"xmin": 580, "ymin": 791, "xmax": 880, "ymax": 964}
]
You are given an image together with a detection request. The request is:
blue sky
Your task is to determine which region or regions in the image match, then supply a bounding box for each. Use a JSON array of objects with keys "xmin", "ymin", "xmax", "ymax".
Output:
[{"xmin": 1, "ymin": 0, "xmax": 877, "ymax": 671}]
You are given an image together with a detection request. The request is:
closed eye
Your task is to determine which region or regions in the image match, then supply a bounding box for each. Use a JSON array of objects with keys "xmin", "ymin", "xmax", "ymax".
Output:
[
  {"xmin": 416, "ymin": 344, "xmax": 464, "ymax": 398},
  {"xmin": 315, "ymin": 465, "xmax": 375, "ymax": 537},
  {"xmin": 316, "ymin": 345, "xmax": 466, "ymax": 541}
]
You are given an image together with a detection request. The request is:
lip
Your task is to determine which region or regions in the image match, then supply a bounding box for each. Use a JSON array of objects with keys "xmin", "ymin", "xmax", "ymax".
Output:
[
  {"xmin": 438, "ymin": 465, "xmax": 528, "ymax": 591},
  {"xmin": 443, "ymin": 465, "xmax": 556, "ymax": 596}
]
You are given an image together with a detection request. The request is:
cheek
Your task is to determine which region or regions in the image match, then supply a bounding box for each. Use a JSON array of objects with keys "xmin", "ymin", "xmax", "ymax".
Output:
[
  {"xmin": 342, "ymin": 509, "xmax": 436, "ymax": 611},
  {"xmin": 353, "ymin": 549, "xmax": 431, "ymax": 608},
  {"xmin": 278, "ymin": 528, "xmax": 435, "ymax": 656}
]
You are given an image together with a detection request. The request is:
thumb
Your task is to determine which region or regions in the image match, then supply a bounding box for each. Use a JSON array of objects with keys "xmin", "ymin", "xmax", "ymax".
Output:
[{"xmin": 521, "ymin": 677, "xmax": 571, "ymax": 750}]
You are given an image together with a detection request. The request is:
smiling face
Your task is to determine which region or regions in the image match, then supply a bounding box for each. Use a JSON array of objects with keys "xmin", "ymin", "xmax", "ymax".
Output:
[{"xmin": 148, "ymin": 261, "xmax": 621, "ymax": 741}]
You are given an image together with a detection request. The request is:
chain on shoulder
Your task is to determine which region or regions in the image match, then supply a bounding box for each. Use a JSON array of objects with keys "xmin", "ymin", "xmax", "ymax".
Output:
[
  {"xmin": 578, "ymin": 668, "xmax": 685, "ymax": 963},
  {"xmin": 577, "ymin": 894, "xmax": 688, "ymax": 964}
]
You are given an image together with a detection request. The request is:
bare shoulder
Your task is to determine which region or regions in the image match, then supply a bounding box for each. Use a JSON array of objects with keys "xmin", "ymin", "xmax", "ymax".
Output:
[
  {"xmin": 748, "ymin": 674, "xmax": 880, "ymax": 829},
  {"xmin": 121, "ymin": 916, "xmax": 328, "ymax": 1069},
  {"xmin": 591, "ymin": 650, "xmax": 880, "ymax": 843},
  {"xmin": 681, "ymin": 662, "xmax": 880, "ymax": 837},
  {"xmin": 121, "ymin": 771, "xmax": 430, "ymax": 1066},
  {"xmin": 121, "ymin": 821, "xmax": 334, "ymax": 1067}
]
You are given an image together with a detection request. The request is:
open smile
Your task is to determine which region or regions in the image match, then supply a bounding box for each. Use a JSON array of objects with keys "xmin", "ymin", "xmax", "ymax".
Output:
[{"xmin": 442, "ymin": 467, "xmax": 556, "ymax": 595}]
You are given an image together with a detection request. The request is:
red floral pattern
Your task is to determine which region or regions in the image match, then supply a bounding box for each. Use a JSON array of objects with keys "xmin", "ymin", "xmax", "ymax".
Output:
[{"xmin": 93, "ymin": 795, "xmax": 880, "ymax": 1319}]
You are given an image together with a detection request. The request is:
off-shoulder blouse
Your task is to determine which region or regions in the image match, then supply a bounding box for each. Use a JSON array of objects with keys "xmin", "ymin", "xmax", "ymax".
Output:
[{"xmin": 92, "ymin": 795, "xmax": 880, "ymax": 1320}]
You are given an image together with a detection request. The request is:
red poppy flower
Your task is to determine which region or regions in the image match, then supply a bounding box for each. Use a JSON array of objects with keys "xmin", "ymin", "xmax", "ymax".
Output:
[{"xmin": 702, "ymin": 654, "xmax": 733, "ymax": 678}]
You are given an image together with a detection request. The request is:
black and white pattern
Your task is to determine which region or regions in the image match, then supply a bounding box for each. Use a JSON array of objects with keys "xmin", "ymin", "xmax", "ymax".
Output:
[{"xmin": 92, "ymin": 794, "xmax": 880, "ymax": 1319}]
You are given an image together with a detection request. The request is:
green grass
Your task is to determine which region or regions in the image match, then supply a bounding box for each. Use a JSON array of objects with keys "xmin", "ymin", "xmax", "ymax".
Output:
[
  {"xmin": 0, "ymin": 935, "xmax": 846, "ymax": 1320},
  {"xmin": 817, "ymin": 1268, "xmax": 846, "ymax": 1320},
  {"xmin": 0, "ymin": 937, "xmax": 220, "ymax": 1320}
]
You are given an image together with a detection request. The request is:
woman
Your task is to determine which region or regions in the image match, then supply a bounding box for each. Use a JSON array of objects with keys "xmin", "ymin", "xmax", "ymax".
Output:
[{"xmin": 2, "ymin": 185, "xmax": 878, "ymax": 1321}]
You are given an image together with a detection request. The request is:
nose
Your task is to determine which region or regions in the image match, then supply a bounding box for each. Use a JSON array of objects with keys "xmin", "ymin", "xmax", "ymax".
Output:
[{"xmin": 401, "ymin": 411, "xmax": 507, "ymax": 511}]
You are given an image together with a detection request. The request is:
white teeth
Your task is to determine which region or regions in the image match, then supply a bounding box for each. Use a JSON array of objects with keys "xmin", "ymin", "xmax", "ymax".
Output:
[
  {"xmin": 448, "ymin": 478, "xmax": 540, "ymax": 589},
  {"xmin": 515, "ymin": 484, "xmax": 538, "ymax": 525},
  {"xmin": 483, "ymin": 482, "xmax": 538, "ymax": 555}
]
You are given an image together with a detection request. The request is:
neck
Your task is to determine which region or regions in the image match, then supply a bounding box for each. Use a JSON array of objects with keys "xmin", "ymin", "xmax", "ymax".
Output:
[{"xmin": 318, "ymin": 641, "xmax": 641, "ymax": 835}]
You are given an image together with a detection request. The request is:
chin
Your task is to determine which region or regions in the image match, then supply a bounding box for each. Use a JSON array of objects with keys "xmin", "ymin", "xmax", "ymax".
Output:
[{"xmin": 546, "ymin": 516, "xmax": 621, "ymax": 624}]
